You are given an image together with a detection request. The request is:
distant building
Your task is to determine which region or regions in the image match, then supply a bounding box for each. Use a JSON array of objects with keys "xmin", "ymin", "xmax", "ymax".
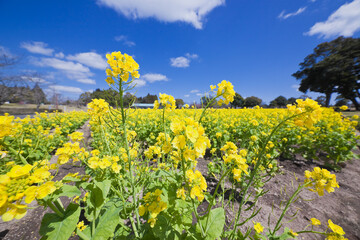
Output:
[{"xmin": 131, "ymin": 103, "xmax": 154, "ymax": 109}]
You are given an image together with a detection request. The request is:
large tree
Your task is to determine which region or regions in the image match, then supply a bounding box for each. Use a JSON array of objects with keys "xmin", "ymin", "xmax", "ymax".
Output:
[
  {"xmin": 292, "ymin": 37, "xmax": 360, "ymax": 109},
  {"xmin": 244, "ymin": 96, "xmax": 262, "ymax": 108},
  {"xmin": 269, "ymin": 95, "xmax": 287, "ymax": 108},
  {"xmin": 230, "ymin": 92, "xmax": 244, "ymax": 108}
]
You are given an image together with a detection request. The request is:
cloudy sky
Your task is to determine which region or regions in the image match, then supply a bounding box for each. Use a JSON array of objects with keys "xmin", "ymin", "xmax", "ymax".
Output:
[{"xmin": 1, "ymin": 0, "xmax": 360, "ymax": 103}]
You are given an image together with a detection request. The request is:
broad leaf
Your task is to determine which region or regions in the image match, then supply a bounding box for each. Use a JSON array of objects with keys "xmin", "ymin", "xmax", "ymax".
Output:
[
  {"xmin": 40, "ymin": 203, "xmax": 80, "ymax": 240},
  {"xmin": 198, "ymin": 208, "xmax": 225, "ymax": 240},
  {"xmin": 91, "ymin": 204, "xmax": 121, "ymax": 240}
]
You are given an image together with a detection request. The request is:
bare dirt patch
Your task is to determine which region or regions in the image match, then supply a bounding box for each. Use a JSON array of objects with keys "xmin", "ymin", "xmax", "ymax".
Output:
[{"xmin": 196, "ymin": 152, "xmax": 360, "ymax": 240}]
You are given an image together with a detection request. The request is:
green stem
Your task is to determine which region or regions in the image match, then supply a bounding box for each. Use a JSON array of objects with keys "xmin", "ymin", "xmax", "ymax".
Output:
[
  {"xmin": 47, "ymin": 201, "xmax": 64, "ymax": 218},
  {"xmin": 53, "ymin": 198, "xmax": 65, "ymax": 214},
  {"xmin": 180, "ymin": 155, "xmax": 206, "ymax": 237},
  {"xmin": 271, "ymin": 182, "xmax": 312, "ymax": 235},
  {"xmin": 92, "ymin": 206, "xmax": 96, "ymax": 236},
  {"xmin": 296, "ymin": 230, "xmax": 326, "ymax": 235},
  {"xmin": 118, "ymin": 79, "xmax": 141, "ymax": 234},
  {"xmin": 204, "ymin": 168, "xmax": 231, "ymax": 231}
]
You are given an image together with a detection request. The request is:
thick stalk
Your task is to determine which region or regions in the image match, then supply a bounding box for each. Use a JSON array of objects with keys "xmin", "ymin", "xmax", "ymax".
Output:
[{"xmin": 118, "ymin": 80, "xmax": 141, "ymax": 234}]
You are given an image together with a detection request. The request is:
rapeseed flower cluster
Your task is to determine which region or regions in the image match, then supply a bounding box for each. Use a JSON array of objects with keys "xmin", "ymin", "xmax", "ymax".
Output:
[
  {"xmin": 221, "ymin": 142, "xmax": 249, "ymax": 182},
  {"xmin": 287, "ymin": 98, "xmax": 322, "ymax": 128},
  {"xmin": 211, "ymin": 80, "xmax": 236, "ymax": 106},
  {"xmin": 69, "ymin": 131, "xmax": 84, "ymax": 142},
  {"xmin": 87, "ymin": 99, "xmax": 110, "ymax": 121},
  {"xmin": 326, "ymin": 220, "xmax": 348, "ymax": 240},
  {"xmin": 170, "ymin": 117, "xmax": 211, "ymax": 159},
  {"xmin": 105, "ymin": 51, "xmax": 140, "ymax": 85},
  {"xmin": 55, "ymin": 142, "xmax": 84, "ymax": 164},
  {"xmin": 304, "ymin": 167, "xmax": 339, "ymax": 196},
  {"xmin": 87, "ymin": 155, "xmax": 122, "ymax": 173},
  {"xmin": 0, "ymin": 115, "xmax": 16, "ymax": 139},
  {"xmin": 139, "ymin": 189, "xmax": 167, "ymax": 228},
  {"xmin": 154, "ymin": 93, "xmax": 176, "ymax": 110},
  {"xmin": 0, "ymin": 163, "xmax": 57, "ymax": 221},
  {"xmin": 185, "ymin": 169, "xmax": 207, "ymax": 202}
]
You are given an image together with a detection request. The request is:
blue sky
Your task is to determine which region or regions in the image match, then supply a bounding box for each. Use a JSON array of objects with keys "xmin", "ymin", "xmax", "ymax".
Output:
[{"xmin": 1, "ymin": 0, "xmax": 360, "ymax": 104}]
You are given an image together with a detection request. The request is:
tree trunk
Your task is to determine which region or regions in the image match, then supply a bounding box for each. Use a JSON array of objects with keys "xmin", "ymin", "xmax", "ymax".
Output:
[
  {"xmin": 350, "ymin": 98, "xmax": 360, "ymax": 110},
  {"xmin": 325, "ymin": 92, "xmax": 332, "ymax": 107}
]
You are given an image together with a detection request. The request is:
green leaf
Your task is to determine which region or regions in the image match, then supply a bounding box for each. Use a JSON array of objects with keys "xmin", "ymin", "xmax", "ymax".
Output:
[
  {"xmin": 86, "ymin": 180, "xmax": 111, "ymax": 208},
  {"xmin": 52, "ymin": 184, "xmax": 82, "ymax": 199},
  {"xmin": 91, "ymin": 205, "xmax": 121, "ymax": 240},
  {"xmin": 40, "ymin": 203, "xmax": 80, "ymax": 240},
  {"xmin": 198, "ymin": 208, "xmax": 225, "ymax": 240}
]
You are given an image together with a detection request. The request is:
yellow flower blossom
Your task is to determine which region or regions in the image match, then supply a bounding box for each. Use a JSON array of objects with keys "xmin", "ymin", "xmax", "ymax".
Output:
[
  {"xmin": 253, "ymin": 221, "xmax": 264, "ymax": 233},
  {"xmin": 311, "ymin": 218, "xmax": 321, "ymax": 226}
]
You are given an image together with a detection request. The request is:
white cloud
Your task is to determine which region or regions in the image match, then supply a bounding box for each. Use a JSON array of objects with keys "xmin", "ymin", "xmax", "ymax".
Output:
[
  {"xmin": 55, "ymin": 52, "xmax": 65, "ymax": 58},
  {"xmin": 184, "ymin": 94, "xmax": 190, "ymax": 98},
  {"xmin": 31, "ymin": 57, "xmax": 93, "ymax": 80},
  {"xmin": 190, "ymin": 89, "xmax": 199, "ymax": 93},
  {"xmin": 48, "ymin": 85, "xmax": 84, "ymax": 94},
  {"xmin": 307, "ymin": 0, "xmax": 360, "ymax": 38},
  {"xmin": 170, "ymin": 56, "xmax": 190, "ymax": 68},
  {"xmin": 67, "ymin": 52, "xmax": 107, "ymax": 70},
  {"xmin": 76, "ymin": 78, "xmax": 96, "ymax": 85},
  {"xmin": 185, "ymin": 53, "xmax": 198, "ymax": 59},
  {"xmin": 170, "ymin": 53, "xmax": 198, "ymax": 68},
  {"xmin": 278, "ymin": 7, "xmax": 306, "ymax": 20},
  {"xmin": 97, "ymin": 0, "xmax": 225, "ymax": 29},
  {"xmin": 131, "ymin": 73, "xmax": 168, "ymax": 87},
  {"xmin": 132, "ymin": 79, "xmax": 147, "ymax": 87},
  {"xmin": 20, "ymin": 41, "xmax": 54, "ymax": 56},
  {"xmin": 142, "ymin": 73, "xmax": 168, "ymax": 83},
  {"xmin": 196, "ymin": 93, "xmax": 204, "ymax": 97},
  {"xmin": 114, "ymin": 35, "xmax": 136, "ymax": 46}
]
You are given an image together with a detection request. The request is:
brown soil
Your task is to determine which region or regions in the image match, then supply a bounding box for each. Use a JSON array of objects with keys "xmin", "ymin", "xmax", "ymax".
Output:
[
  {"xmin": 196, "ymin": 152, "xmax": 360, "ymax": 240},
  {"xmin": 1, "ymin": 122, "xmax": 359, "ymax": 240}
]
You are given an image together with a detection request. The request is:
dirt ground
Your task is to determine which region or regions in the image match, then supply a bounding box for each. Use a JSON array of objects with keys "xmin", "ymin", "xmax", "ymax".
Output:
[
  {"xmin": 196, "ymin": 153, "xmax": 360, "ymax": 240},
  {"xmin": 1, "ymin": 122, "xmax": 359, "ymax": 239}
]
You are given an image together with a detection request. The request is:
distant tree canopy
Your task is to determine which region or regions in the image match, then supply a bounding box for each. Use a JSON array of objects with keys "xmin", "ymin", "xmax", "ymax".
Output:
[
  {"xmin": 287, "ymin": 97, "xmax": 297, "ymax": 105},
  {"xmin": 292, "ymin": 36, "xmax": 360, "ymax": 109},
  {"xmin": 175, "ymin": 98, "xmax": 184, "ymax": 108},
  {"xmin": 0, "ymin": 85, "xmax": 47, "ymax": 106},
  {"xmin": 269, "ymin": 95, "xmax": 287, "ymax": 108},
  {"xmin": 78, "ymin": 89, "xmax": 157, "ymax": 107},
  {"xmin": 136, "ymin": 93, "xmax": 158, "ymax": 104},
  {"xmin": 244, "ymin": 96, "xmax": 262, "ymax": 108},
  {"xmin": 230, "ymin": 93, "xmax": 244, "ymax": 108}
]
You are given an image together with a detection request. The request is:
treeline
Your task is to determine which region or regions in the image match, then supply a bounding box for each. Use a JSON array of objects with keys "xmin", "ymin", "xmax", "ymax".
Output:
[
  {"xmin": 78, "ymin": 89, "xmax": 159, "ymax": 107},
  {"xmin": 202, "ymin": 93, "xmax": 350, "ymax": 109},
  {"xmin": 0, "ymin": 84, "xmax": 47, "ymax": 105}
]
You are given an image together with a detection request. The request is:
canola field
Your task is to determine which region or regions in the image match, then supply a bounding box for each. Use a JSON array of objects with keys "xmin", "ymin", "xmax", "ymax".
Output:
[{"xmin": 0, "ymin": 51, "xmax": 357, "ymax": 240}]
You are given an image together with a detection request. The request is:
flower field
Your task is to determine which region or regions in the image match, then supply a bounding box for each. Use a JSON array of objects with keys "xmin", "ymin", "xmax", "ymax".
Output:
[{"xmin": 1, "ymin": 52, "xmax": 359, "ymax": 240}]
